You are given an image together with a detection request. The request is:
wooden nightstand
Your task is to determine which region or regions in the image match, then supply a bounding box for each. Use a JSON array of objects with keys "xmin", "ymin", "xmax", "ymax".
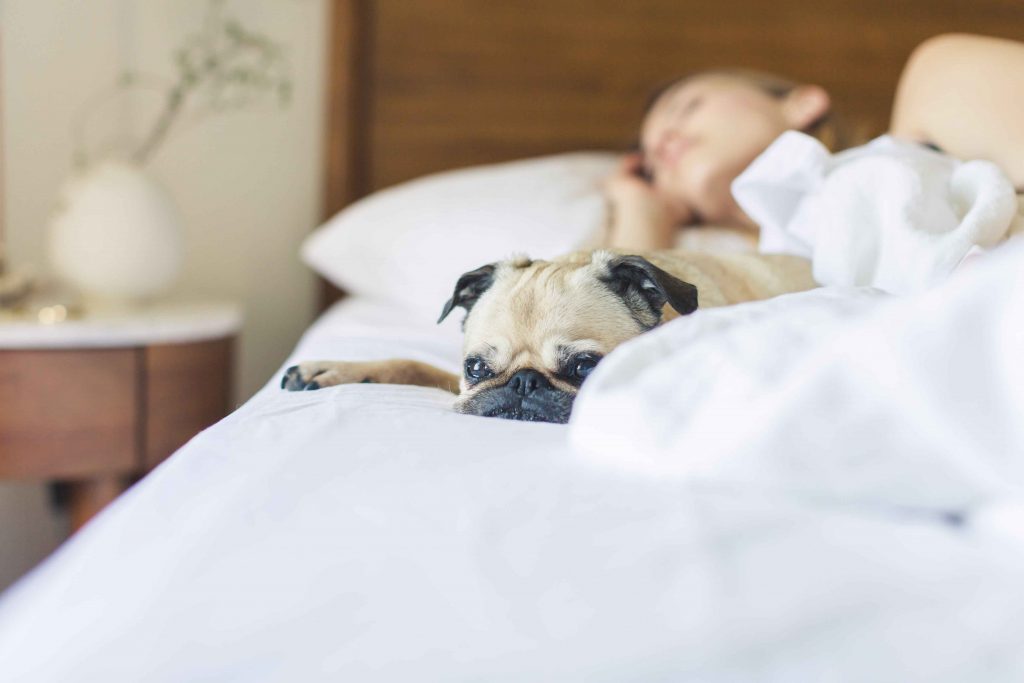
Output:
[{"xmin": 0, "ymin": 302, "xmax": 242, "ymax": 530}]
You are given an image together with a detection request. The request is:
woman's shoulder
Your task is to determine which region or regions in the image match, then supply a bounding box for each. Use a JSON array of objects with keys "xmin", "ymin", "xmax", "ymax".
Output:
[{"xmin": 835, "ymin": 134, "xmax": 954, "ymax": 164}]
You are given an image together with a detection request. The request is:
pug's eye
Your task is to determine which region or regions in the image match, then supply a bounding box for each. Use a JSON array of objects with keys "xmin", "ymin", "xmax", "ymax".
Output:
[
  {"xmin": 570, "ymin": 355, "xmax": 600, "ymax": 381},
  {"xmin": 464, "ymin": 357, "xmax": 494, "ymax": 381}
]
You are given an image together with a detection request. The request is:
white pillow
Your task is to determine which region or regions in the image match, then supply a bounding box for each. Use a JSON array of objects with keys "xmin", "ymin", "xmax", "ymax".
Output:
[{"xmin": 301, "ymin": 152, "xmax": 618, "ymax": 321}]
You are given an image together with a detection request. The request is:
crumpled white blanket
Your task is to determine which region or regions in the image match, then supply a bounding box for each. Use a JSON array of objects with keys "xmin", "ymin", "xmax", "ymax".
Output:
[
  {"xmin": 569, "ymin": 236, "xmax": 1024, "ymax": 530},
  {"xmin": 731, "ymin": 130, "xmax": 1023, "ymax": 294}
]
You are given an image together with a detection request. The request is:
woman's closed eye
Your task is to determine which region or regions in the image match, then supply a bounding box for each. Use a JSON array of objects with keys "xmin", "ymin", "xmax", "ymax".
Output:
[
  {"xmin": 665, "ymin": 92, "xmax": 702, "ymax": 121},
  {"xmin": 679, "ymin": 96, "xmax": 702, "ymax": 116}
]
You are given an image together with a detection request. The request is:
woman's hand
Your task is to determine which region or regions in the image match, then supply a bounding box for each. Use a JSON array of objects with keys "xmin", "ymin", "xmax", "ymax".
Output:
[
  {"xmin": 602, "ymin": 153, "xmax": 685, "ymax": 251},
  {"xmin": 603, "ymin": 152, "xmax": 658, "ymax": 205}
]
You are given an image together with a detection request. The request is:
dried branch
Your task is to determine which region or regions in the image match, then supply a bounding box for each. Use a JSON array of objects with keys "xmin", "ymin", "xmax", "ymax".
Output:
[{"xmin": 73, "ymin": 0, "xmax": 291, "ymax": 168}]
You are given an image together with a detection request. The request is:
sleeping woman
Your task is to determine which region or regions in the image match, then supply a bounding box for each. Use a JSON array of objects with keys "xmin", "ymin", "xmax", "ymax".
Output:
[{"xmin": 604, "ymin": 33, "xmax": 1024, "ymax": 254}]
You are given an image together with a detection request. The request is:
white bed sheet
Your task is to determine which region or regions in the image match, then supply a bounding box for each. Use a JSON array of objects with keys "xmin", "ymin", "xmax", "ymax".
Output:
[{"xmin": 1, "ymin": 275, "xmax": 1022, "ymax": 681}]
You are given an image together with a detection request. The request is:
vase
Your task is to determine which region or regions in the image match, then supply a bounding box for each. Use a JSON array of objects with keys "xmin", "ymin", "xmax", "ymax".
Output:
[{"xmin": 48, "ymin": 160, "xmax": 184, "ymax": 305}]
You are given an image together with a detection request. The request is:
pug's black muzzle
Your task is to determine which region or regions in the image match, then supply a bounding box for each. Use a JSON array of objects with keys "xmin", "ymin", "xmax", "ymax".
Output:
[{"xmin": 457, "ymin": 368, "xmax": 575, "ymax": 424}]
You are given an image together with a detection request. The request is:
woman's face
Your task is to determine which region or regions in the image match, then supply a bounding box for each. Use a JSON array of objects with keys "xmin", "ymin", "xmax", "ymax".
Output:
[{"xmin": 640, "ymin": 75, "xmax": 803, "ymax": 226}]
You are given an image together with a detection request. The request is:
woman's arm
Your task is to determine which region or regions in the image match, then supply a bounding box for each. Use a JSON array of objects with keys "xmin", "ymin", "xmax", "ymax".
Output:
[
  {"xmin": 602, "ymin": 153, "xmax": 679, "ymax": 250},
  {"xmin": 891, "ymin": 33, "xmax": 1024, "ymax": 187}
]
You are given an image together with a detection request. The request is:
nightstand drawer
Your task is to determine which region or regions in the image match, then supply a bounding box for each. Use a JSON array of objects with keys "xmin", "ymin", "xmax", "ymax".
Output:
[
  {"xmin": 144, "ymin": 338, "xmax": 232, "ymax": 468},
  {"xmin": 0, "ymin": 349, "xmax": 139, "ymax": 478},
  {"xmin": 0, "ymin": 302, "xmax": 240, "ymax": 530}
]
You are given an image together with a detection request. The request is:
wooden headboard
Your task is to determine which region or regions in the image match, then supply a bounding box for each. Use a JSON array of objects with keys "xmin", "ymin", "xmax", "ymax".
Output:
[{"xmin": 321, "ymin": 0, "xmax": 1024, "ymax": 304}]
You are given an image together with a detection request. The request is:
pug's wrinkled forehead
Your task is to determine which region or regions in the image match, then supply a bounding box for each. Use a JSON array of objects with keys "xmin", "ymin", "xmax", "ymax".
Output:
[
  {"xmin": 461, "ymin": 254, "xmax": 648, "ymax": 361},
  {"xmin": 437, "ymin": 250, "xmax": 698, "ymax": 379}
]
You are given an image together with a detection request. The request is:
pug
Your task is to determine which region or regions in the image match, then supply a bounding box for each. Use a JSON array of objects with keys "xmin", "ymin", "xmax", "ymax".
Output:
[{"xmin": 282, "ymin": 249, "xmax": 816, "ymax": 423}]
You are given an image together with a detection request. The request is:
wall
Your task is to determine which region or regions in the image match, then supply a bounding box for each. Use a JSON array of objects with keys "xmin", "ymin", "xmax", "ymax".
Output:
[{"xmin": 0, "ymin": 0, "xmax": 326, "ymax": 591}]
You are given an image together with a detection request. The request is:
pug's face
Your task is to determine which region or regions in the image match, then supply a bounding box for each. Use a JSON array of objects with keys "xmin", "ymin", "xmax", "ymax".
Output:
[{"xmin": 437, "ymin": 251, "xmax": 699, "ymax": 424}]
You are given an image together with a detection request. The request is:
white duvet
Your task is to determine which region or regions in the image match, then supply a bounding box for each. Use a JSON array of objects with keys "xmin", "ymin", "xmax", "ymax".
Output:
[
  {"xmin": 1, "ymin": 243, "xmax": 1023, "ymax": 681},
  {"xmin": 731, "ymin": 131, "xmax": 1023, "ymax": 294}
]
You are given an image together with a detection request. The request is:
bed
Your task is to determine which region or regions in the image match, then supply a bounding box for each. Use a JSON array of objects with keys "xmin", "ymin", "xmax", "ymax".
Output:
[{"xmin": 2, "ymin": 1, "xmax": 1024, "ymax": 680}]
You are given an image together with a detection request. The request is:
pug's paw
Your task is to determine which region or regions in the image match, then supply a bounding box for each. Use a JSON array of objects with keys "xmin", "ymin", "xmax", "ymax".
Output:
[{"xmin": 280, "ymin": 361, "xmax": 380, "ymax": 391}]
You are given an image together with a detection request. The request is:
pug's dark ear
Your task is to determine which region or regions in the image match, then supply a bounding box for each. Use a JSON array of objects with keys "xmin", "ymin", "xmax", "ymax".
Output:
[
  {"xmin": 438, "ymin": 264, "xmax": 497, "ymax": 324},
  {"xmin": 601, "ymin": 254, "xmax": 698, "ymax": 328}
]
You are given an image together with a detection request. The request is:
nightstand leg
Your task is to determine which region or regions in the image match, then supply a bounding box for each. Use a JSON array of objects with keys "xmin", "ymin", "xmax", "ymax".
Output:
[{"xmin": 66, "ymin": 476, "xmax": 127, "ymax": 532}]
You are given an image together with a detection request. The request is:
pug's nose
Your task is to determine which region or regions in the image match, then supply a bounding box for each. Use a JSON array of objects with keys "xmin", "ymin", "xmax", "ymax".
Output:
[{"xmin": 508, "ymin": 369, "xmax": 551, "ymax": 396}]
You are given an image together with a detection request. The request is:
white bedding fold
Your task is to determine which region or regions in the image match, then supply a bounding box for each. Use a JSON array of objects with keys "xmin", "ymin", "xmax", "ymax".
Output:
[
  {"xmin": 570, "ymin": 237, "xmax": 1024, "ymax": 521},
  {"xmin": 732, "ymin": 131, "xmax": 1022, "ymax": 294}
]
